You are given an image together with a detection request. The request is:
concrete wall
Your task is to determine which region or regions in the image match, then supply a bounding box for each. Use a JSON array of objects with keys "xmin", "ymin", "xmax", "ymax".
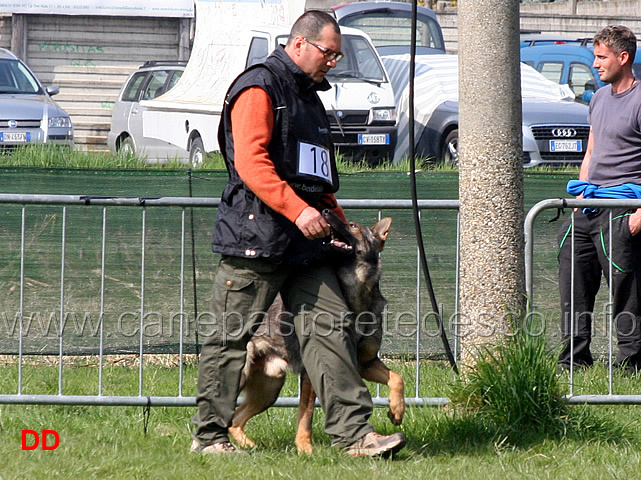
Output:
[{"xmin": 438, "ymin": 0, "xmax": 641, "ymax": 53}]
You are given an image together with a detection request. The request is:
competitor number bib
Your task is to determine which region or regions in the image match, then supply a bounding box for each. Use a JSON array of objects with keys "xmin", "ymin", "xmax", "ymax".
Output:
[{"xmin": 297, "ymin": 141, "xmax": 333, "ymax": 184}]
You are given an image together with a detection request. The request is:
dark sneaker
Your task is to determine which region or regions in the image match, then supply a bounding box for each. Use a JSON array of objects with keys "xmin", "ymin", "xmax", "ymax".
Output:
[
  {"xmin": 190, "ymin": 439, "xmax": 246, "ymax": 455},
  {"xmin": 345, "ymin": 431, "xmax": 406, "ymax": 458},
  {"xmin": 614, "ymin": 361, "xmax": 641, "ymax": 376}
]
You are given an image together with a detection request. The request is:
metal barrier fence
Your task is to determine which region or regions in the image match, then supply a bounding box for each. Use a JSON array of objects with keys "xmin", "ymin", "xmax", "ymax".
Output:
[
  {"xmin": 526, "ymin": 198, "xmax": 641, "ymax": 404},
  {"xmin": 0, "ymin": 194, "xmax": 457, "ymax": 407},
  {"xmin": 3, "ymin": 194, "xmax": 641, "ymax": 407}
]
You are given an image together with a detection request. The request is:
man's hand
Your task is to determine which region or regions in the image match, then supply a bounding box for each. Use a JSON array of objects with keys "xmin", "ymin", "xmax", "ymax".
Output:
[
  {"xmin": 295, "ymin": 206, "xmax": 330, "ymax": 239},
  {"xmin": 629, "ymin": 209, "xmax": 641, "ymax": 236}
]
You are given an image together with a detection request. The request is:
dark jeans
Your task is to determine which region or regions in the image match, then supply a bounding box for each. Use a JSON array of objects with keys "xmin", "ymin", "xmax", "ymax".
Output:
[
  {"xmin": 192, "ymin": 256, "xmax": 374, "ymax": 448},
  {"xmin": 558, "ymin": 208, "xmax": 641, "ymax": 371}
]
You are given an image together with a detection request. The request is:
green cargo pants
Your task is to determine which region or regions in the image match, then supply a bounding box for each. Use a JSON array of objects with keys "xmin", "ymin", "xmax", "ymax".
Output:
[{"xmin": 192, "ymin": 255, "xmax": 374, "ymax": 448}]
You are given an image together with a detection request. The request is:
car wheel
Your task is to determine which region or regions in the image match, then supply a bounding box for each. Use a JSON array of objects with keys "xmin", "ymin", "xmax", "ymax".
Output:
[
  {"xmin": 441, "ymin": 129, "xmax": 459, "ymax": 166},
  {"xmin": 120, "ymin": 136, "xmax": 135, "ymax": 157},
  {"xmin": 190, "ymin": 137, "xmax": 204, "ymax": 166}
]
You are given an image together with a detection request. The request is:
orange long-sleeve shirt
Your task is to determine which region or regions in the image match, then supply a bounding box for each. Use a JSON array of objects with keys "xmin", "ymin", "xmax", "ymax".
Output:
[{"xmin": 230, "ymin": 87, "xmax": 346, "ymax": 223}]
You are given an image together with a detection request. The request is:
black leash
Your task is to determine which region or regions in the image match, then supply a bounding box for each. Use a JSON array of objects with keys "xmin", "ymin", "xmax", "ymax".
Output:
[
  {"xmin": 188, "ymin": 169, "xmax": 201, "ymax": 358},
  {"xmin": 549, "ymin": 198, "xmax": 568, "ymax": 222},
  {"xmin": 142, "ymin": 398, "xmax": 152, "ymax": 436},
  {"xmin": 408, "ymin": 1, "xmax": 458, "ymax": 374}
]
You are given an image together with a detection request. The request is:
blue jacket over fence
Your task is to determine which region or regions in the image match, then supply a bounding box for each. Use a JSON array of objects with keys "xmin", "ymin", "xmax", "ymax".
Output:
[{"xmin": 567, "ymin": 180, "xmax": 641, "ymax": 199}]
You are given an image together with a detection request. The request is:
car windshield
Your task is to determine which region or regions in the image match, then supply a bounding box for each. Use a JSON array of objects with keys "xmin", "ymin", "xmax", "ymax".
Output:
[
  {"xmin": 326, "ymin": 35, "xmax": 386, "ymax": 83},
  {"xmin": 339, "ymin": 9, "xmax": 444, "ymax": 51},
  {"xmin": 0, "ymin": 59, "xmax": 42, "ymax": 94}
]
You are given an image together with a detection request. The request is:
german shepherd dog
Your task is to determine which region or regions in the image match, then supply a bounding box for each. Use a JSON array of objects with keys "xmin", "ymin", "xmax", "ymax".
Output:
[{"xmin": 227, "ymin": 210, "xmax": 405, "ymax": 454}]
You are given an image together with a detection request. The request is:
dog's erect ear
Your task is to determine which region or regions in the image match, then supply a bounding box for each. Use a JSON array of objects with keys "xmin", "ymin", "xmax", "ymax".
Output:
[{"xmin": 372, "ymin": 217, "xmax": 392, "ymax": 250}]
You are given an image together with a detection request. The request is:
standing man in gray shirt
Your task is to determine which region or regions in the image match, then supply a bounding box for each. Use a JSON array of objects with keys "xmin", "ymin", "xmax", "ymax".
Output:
[{"xmin": 558, "ymin": 25, "xmax": 641, "ymax": 373}]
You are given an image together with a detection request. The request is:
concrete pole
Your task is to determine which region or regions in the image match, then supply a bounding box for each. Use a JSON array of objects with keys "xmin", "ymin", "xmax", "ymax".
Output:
[{"xmin": 457, "ymin": 0, "xmax": 525, "ymax": 367}]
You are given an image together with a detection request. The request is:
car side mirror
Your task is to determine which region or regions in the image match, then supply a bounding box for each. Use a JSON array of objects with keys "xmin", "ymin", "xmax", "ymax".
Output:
[
  {"xmin": 46, "ymin": 85, "xmax": 60, "ymax": 96},
  {"xmin": 582, "ymin": 89, "xmax": 594, "ymax": 103},
  {"xmin": 580, "ymin": 80, "xmax": 596, "ymax": 103}
]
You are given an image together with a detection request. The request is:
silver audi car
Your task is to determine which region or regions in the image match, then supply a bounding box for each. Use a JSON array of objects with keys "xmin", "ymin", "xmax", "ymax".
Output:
[
  {"xmin": 381, "ymin": 54, "xmax": 590, "ymax": 167},
  {"xmin": 419, "ymin": 98, "xmax": 590, "ymax": 167},
  {"xmin": 0, "ymin": 48, "xmax": 73, "ymax": 149}
]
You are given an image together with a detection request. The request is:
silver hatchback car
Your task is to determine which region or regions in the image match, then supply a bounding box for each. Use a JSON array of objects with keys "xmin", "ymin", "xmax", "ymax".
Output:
[
  {"xmin": 0, "ymin": 48, "xmax": 73, "ymax": 149},
  {"xmin": 107, "ymin": 61, "xmax": 191, "ymax": 163}
]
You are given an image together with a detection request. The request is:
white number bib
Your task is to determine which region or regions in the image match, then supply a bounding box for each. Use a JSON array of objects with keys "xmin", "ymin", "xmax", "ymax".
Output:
[{"xmin": 297, "ymin": 141, "xmax": 333, "ymax": 184}]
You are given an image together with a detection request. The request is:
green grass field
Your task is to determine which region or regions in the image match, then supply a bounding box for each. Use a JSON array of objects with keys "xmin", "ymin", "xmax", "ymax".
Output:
[{"xmin": 1, "ymin": 359, "xmax": 641, "ymax": 480}]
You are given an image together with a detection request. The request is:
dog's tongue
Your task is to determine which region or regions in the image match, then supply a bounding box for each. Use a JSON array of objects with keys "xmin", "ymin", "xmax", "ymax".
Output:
[{"xmin": 330, "ymin": 238, "xmax": 350, "ymax": 250}]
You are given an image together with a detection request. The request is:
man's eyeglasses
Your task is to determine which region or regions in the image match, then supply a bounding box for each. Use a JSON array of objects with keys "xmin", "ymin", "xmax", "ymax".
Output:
[{"xmin": 304, "ymin": 38, "xmax": 344, "ymax": 63}]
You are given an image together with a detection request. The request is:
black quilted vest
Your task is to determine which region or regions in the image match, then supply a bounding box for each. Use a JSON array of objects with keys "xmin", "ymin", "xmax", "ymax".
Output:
[{"xmin": 212, "ymin": 46, "xmax": 339, "ymax": 264}]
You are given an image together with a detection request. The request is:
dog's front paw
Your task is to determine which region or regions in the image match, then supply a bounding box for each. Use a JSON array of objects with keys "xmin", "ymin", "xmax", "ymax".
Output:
[
  {"xmin": 387, "ymin": 370, "xmax": 405, "ymax": 425},
  {"xmin": 387, "ymin": 406, "xmax": 404, "ymax": 426},
  {"xmin": 295, "ymin": 434, "xmax": 313, "ymax": 455},
  {"xmin": 229, "ymin": 425, "xmax": 256, "ymax": 448}
]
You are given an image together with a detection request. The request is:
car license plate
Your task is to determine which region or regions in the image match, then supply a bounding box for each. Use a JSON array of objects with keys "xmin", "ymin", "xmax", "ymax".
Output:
[
  {"xmin": 550, "ymin": 139, "xmax": 581, "ymax": 152},
  {"xmin": 358, "ymin": 134, "xmax": 390, "ymax": 145},
  {"xmin": 0, "ymin": 132, "xmax": 30, "ymax": 143}
]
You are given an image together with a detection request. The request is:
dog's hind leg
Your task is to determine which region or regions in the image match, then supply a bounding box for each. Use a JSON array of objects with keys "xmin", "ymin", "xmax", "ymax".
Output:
[
  {"xmin": 229, "ymin": 355, "xmax": 287, "ymax": 448},
  {"xmin": 359, "ymin": 357, "xmax": 405, "ymax": 425},
  {"xmin": 294, "ymin": 371, "xmax": 315, "ymax": 455}
]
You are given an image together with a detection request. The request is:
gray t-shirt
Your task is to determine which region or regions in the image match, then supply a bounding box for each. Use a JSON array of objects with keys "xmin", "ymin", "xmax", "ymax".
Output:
[{"xmin": 587, "ymin": 81, "xmax": 641, "ymax": 187}]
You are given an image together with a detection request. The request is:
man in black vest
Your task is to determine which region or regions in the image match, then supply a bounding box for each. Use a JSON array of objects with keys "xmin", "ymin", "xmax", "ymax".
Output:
[{"xmin": 191, "ymin": 11, "xmax": 406, "ymax": 457}]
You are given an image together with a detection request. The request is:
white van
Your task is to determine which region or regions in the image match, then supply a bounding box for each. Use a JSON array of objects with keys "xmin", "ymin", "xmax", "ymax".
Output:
[
  {"xmin": 139, "ymin": 0, "xmax": 396, "ymax": 165},
  {"xmin": 246, "ymin": 26, "xmax": 397, "ymax": 165}
]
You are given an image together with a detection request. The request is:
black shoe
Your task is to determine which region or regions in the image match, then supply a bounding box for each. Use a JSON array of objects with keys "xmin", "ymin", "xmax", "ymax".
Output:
[
  {"xmin": 557, "ymin": 361, "xmax": 592, "ymax": 373},
  {"xmin": 613, "ymin": 361, "xmax": 641, "ymax": 376}
]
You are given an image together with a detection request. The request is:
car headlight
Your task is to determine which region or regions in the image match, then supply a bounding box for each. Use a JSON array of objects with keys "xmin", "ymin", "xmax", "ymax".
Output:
[
  {"xmin": 49, "ymin": 116, "xmax": 72, "ymax": 128},
  {"xmin": 369, "ymin": 108, "xmax": 397, "ymax": 124}
]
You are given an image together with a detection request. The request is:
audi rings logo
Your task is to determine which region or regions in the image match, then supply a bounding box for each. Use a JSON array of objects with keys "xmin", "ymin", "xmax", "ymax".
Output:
[{"xmin": 551, "ymin": 128, "xmax": 577, "ymax": 138}]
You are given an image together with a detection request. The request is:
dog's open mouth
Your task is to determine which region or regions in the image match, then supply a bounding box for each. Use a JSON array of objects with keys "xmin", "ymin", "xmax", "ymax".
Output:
[
  {"xmin": 321, "ymin": 209, "xmax": 354, "ymax": 253},
  {"xmin": 327, "ymin": 226, "xmax": 353, "ymax": 252}
]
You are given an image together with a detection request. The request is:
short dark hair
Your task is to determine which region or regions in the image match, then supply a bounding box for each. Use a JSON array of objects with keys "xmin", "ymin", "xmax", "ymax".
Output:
[
  {"xmin": 593, "ymin": 25, "xmax": 637, "ymax": 61},
  {"xmin": 287, "ymin": 10, "xmax": 340, "ymax": 45}
]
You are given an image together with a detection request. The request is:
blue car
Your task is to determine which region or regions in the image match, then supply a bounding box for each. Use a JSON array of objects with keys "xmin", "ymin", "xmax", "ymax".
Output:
[
  {"xmin": 520, "ymin": 44, "xmax": 604, "ymax": 103},
  {"xmin": 634, "ymin": 50, "xmax": 641, "ymax": 78},
  {"xmin": 521, "ymin": 42, "xmax": 641, "ymax": 103}
]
